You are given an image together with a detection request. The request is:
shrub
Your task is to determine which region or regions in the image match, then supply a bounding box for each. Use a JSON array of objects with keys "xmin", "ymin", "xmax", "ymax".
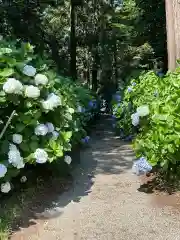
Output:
[
  {"xmin": 0, "ymin": 38, "xmax": 99, "ymax": 193},
  {"xmin": 113, "ymin": 69, "xmax": 180, "ymax": 175}
]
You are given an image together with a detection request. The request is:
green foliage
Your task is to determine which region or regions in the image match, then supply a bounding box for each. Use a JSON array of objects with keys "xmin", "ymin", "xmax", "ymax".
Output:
[
  {"xmin": 113, "ymin": 69, "xmax": 180, "ymax": 174},
  {"xmin": 0, "ymin": 39, "xmax": 100, "ymax": 193}
]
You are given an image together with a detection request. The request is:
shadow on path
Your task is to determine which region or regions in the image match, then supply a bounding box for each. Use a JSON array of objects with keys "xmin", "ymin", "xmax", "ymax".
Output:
[{"xmin": 10, "ymin": 115, "xmax": 134, "ymax": 237}]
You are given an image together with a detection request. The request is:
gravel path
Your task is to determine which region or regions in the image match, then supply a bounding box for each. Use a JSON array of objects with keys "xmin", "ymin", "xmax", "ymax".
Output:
[{"xmin": 11, "ymin": 116, "xmax": 180, "ymax": 240}]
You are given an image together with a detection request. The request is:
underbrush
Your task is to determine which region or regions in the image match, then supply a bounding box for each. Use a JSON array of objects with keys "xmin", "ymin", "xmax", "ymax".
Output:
[{"xmin": 112, "ymin": 69, "xmax": 180, "ymax": 179}]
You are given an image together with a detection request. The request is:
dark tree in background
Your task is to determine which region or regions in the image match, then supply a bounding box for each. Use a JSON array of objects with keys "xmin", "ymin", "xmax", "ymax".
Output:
[
  {"xmin": 135, "ymin": 0, "xmax": 167, "ymax": 72},
  {"xmin": 0, "ymin": 0, "xmax": 168, "ymax": 89}
]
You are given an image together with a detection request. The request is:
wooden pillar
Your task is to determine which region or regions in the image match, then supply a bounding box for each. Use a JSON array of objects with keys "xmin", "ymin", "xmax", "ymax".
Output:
[
  {"xmin": 173, "ymin": 0, "xmax": 180, "ymax": 61},
  {"xmin": 165, "ymin": 0, "xmax": 180, "ymax": 70},
  {"xmin": 165, "ymin": 0, "xmax": 176, "ymax": 70}
]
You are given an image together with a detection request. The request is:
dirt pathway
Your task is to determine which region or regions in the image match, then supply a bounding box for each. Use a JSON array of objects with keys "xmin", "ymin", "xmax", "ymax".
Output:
[{"xmin": 11, "ymin": 116, "xmax": 180, "ymax": 240}]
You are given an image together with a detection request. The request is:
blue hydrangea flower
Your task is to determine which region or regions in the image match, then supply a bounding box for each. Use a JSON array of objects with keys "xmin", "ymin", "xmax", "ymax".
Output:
[
  {"xmin": 85, "ymin": 136, "xmax": 90, "ymax": 142},
  {"xmin": 88, "ymin": 100, "xmax": 94, "ymax": 108},
  {"xmin": 113, "ymin": 94, "xmax": 121, "ymax": 102},
  {"xmin": 132, "ymin": 82, "xmax": 136, "ymax": 86},
  {"xmin": 127, "ymin": 87, "xmax": 132, "ymax": 93},
  {"xmin": 81, "ymin": 136, "xmax": 90, "ymax": 144},
  {"xmin": 92, "ymin": 100, "xmax": 97, "ymax": 109},
  {"xmin": 124, "ymin": 135, "xmax": 133, "ymax": 141},
  {"xmin": 132, "ymin": 157, "xmax": 152, "ymax": 175},
  {"xmin": 157, "ymin": 72, "xmax": 164, "ymax": 78}
]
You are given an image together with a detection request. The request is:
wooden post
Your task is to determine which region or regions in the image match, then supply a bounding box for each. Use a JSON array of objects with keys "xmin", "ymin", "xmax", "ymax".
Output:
[
  {"xmin": 165, "ymin": 0, "xmax": 176, "ymax": 70},
  {"xmin": 165, "ymin": 0, "xmax": 180, "ymax": 70},
  {"xmin": 172, "ymin": 1, "xmax": 180, "ymax": 62}
]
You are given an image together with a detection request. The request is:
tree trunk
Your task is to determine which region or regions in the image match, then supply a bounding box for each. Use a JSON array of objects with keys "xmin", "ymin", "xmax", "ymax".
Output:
[
  {"xmin": 92, "ymin": 51, "xmax": 98, "ymax": 91},
  {"xmin": 92, "ymin": 67, "xmax": 98, "ymax": 91},
  {"xmin": 49, "ymin": 36, "xmax": 61, "ymax": 71},
  {"xmin": 114, "ymin": 41, "xmax": 118, "ymax": 89}
]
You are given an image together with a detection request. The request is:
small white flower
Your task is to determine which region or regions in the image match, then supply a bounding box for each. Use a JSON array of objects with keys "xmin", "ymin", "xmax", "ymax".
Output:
[
  {"xmin": 77, "ymin": 106, "xmax": 82, "ymax": 112},
  {"xmin": 35, "ymin": 124, "xmax": 48, "ymax": 136},
  {"xmin": 8, "ymin": 144, "xmax": 24, "ymax": 169},
  {"xmin": 24, "ymin": 85, "xmax": 40, "ymax": 98},
  {"xmin": 9, "ymin": 143, "xmax": 17, "ymax": 151},
  {"xmin": 12, "ymin": 134, "xmax": 23, "ymax": 144},
  {"xmin": 3, "ymin": 78, "xmax": 23, "ymax": 95},
  {"xmin": 23, "ymin": 65, "xmax": 36, "ymax": 77},
  {"xmin": 131, "ymin": 113, "xmax": 139, "ymax": 126},
  {"xmin": 46, "ymin": 122, "xmax": 54, "ymax": 133},
  {"xmin": 8, "ymin": 144, "xmax": 22, "ymax": 163},
  {"xmin": 64, "ymin": 155, "xmax": 72, "ymax": 165},
  {"xmin": 34, "ymin": 148, "xmax": 48, "ymax": 164},
  {"xmin": 0, "ymin": 164, "xmax": 7, "ymax": 178},
  {"xmin": 1, "ymin": 182, "xmax": 11, "ymax": 193},
  {"xmin": 41, "ymin": 101, "xmax": 52, "ymax": 111},
  {"xmin": 14, "ymin": 160, "xmax": 25, "ymax": 169},
  {"xmin": 52, "ymin": 131, "xmax": 59, "ymax": 140},
  {"xmin": 137, "ymin": 105, "xmax": 150, "ymax": 117},
  {"xmin": 67, "ymin": 107, "xmax": 75, "ymax": 114},
  {"xmin": 34, "ymin": 74, "xmax": 48, "ymax": 86},
  {"xmin": 20, "ymin": 176, "xmax": 27, "ymax": 183},
  {"xmin": 42, "ymin": 93, "xmax": 61, "ymax": 111}
]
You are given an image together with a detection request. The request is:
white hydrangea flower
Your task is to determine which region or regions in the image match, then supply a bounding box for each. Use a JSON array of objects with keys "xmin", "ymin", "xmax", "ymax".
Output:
[
  {"xmin": 42, "ymin": 93, "xmax": 62, "ymax": 111},
  {"xmin": 23, "ymin": 65, "xmax": 36, "ymax": 77},
  {"xmin": 8, "ymin": 144, "xmax": 24, "ymax": 169},
  {"xmin": 3, "ymin": 78, "xmax": 23, "ymax": 95},
  {"xmin": 64, "ymin": 155, "xmax": 72, "ymax": 165},
  {"xmin": 12, "ymin": 134, "xmax": 23, "ymax": 144},
  {"xmin": 34, "ymin": 148, "xmax": 48, "ymax": 164},
  {"xmin": 34, "ymin": 74, "xmax": 48, "ymax": 86},
  {"xmin": 15, "ymin": 160, "xmax": 25, "ymax": 169},
  {"xmin": 67, "ymin": 107, "xmax": 75, "ymax": 114},
  {"xmin": 24, "ymin": 85, "xmax": 40, "ymax": 98},
  {"xmin": 0, "ymin": 164, "xmax": 7, "ymax": 178},
  {"xmin": 52, "ymin": 131, "xmax": 59, "ymax": 140},
  {"xmin": 35, "ymin": 124, "xmax": 48, "ymax": 136},
  {"xmin": 137, "ymin": 105, "xmax": 150, "ymax": 117},
  {"xmin": 20, "ymin": 176, "xmax": 27, "ymax": 183},
  {"xmin": 46, "ymin": 122, "xmax": 54, "ymax": 133},
  {"xmin": 131, "ymin": 113, "xmax": 139, "ymax": 126},
  {"xmin": 77, "ymin": 106, "xmax": 82, "ymax": 112},
  {"xmin": 9, "ymin": 143, "xmax": 17, "ymax": 151},
  {"xmin": 1, "ymin": 182, "xmax": 11, "ymax": 193}
]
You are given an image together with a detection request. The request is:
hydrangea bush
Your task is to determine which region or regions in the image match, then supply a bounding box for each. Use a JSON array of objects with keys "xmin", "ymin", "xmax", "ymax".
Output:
[
  {"xmin": 112, "ymin": 69, "xmax": 180, "ymax": 176},
  {"xmin": 0, "ymin": 39, "xmax": 100, "ymax": 193}
]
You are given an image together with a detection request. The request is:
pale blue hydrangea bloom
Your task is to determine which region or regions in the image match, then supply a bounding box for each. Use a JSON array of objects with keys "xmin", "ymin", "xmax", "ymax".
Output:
[
  {"xmin": 127, "ymin": 87, "xmax": 132, "ymax": 93},
  {"xmin": 113, "ymin": 94, "xmax": 121, "ymax": 102},
  {"xmin": 81, "ymin": 136, "xmax": 90, "ymax": 144},
  {"xmin": 132, "ymin": 82, "xmax": 136, "ymax": 86},
  {"xmin": 132, "ymin": 157, "xmax": 152, "ymax": 175}
]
